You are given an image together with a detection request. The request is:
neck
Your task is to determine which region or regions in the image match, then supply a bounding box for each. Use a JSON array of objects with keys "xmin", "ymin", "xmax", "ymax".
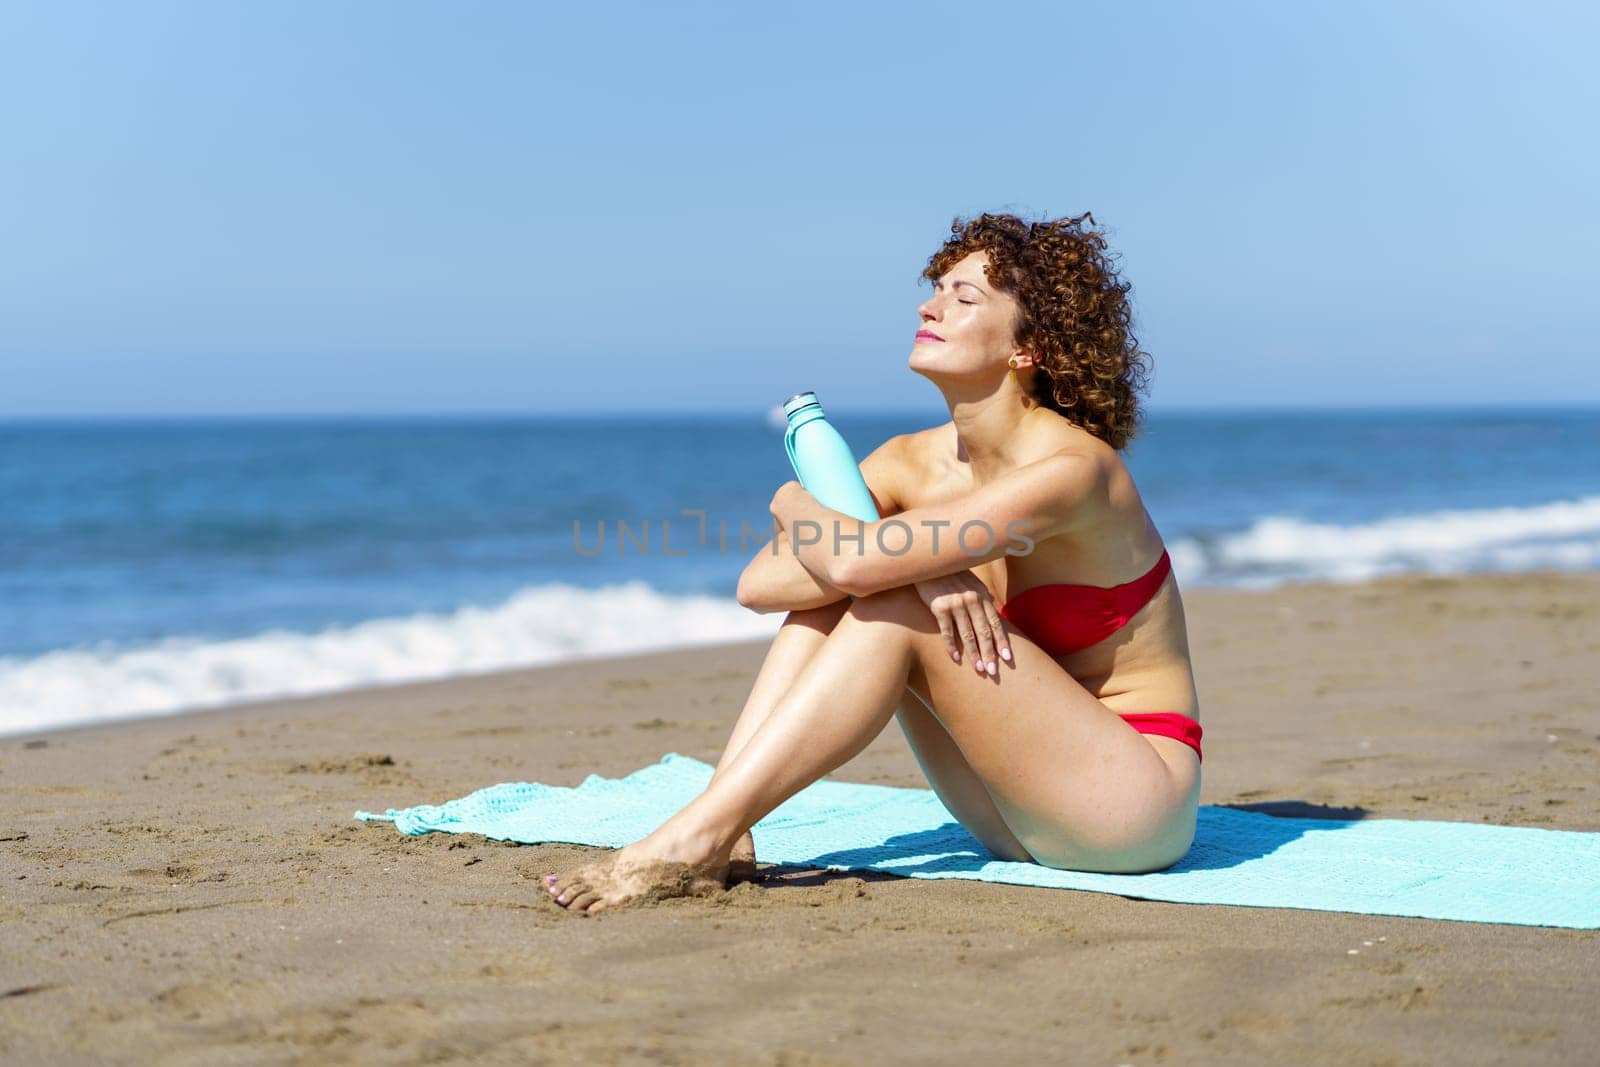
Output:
[{"xmin": 936, "ymin": 374, "xmax": 1041, "ymax": 482}]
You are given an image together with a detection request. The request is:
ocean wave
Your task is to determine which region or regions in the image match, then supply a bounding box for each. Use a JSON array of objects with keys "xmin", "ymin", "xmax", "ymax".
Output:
[
  {"xmin": 7, "ymin": 495, "xmax": 1598, "ymax": 737},
  {"xmin": 0, "ymin": 582, "xmax": 781, "ymax": 738},
  {"xmin": 1170, "ymin": 495, "xmax": 1600, "ymax": 585}
]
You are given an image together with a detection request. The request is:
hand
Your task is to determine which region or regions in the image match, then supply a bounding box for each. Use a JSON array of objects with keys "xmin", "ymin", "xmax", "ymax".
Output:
[{"xmin": 913, "ymin": 570, "xmax": 1012, "ymax": 678}]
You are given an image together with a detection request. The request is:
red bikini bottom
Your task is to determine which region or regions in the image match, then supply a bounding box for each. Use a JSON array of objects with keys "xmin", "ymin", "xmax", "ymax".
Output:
[{"xmin": 1118, "ymin": 712, "xmax": 1203, "ymax": 763}]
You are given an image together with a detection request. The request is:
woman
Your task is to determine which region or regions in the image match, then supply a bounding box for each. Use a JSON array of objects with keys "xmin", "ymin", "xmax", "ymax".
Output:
[{"xmin": 545, "ymin": 211, "xmax": 1202, "ymax": 914}]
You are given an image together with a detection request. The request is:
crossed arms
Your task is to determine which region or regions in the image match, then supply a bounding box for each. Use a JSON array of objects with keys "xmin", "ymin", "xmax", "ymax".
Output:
[{"xmin": 735, "ymin": 434, "xmax": 1107, "ymax": 613}]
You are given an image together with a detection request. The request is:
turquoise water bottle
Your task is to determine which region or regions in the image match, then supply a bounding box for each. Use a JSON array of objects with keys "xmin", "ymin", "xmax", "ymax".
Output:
[{"xmin": 781, "ymin": 391, "xmax": 881, "ymax": 522}]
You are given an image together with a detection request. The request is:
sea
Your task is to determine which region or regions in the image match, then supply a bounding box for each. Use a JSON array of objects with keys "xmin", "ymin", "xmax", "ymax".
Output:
[{"xmin": 3, "ymin": 409, "xmax": 1598, "ymax": 737}]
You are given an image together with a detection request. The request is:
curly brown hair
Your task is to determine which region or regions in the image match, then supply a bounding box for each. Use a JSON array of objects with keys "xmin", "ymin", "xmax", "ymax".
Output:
[{"xmin": 920, "ymin": 211, "xmax": 1153, "ymax": 450}]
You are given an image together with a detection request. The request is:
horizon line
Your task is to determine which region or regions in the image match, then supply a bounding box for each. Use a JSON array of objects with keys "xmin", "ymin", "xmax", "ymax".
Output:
[{"xmin": 4, "ymin": 402, "xmax": 1600, "ymax": 423}]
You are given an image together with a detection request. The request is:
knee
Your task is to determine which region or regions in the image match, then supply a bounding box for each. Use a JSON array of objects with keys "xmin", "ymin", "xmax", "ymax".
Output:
[
  {"xmin": 783, "ymin": 599, "xmax": 852, "ymax": 632},
  {"xmin": 845, "ymin": 584, "xmax": 926, "ymax": 623}
]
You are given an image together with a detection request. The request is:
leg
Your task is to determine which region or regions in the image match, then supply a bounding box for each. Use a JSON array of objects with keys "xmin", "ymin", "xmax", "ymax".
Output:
[
  {"xmin": 894, "ymin": 682, "xmax": 1034, "ymax": 863},
  {"xmin": 712, "ymin": 601, "xmax": 1032, "ymax": 871},
  {"xmin": 696, "ymin": 588, "xmax": 1190, "ymax": 868},
  {"xmin": 711, "ymin": 601, "xmax": 852, "ymax": 782},
  {"xmin": 709, "ymin": 600, "xmax": 850, "ymax": 879},
  {"xmin": 546, "ymin": 585, "xmax": 1194, "ymax": 913}
]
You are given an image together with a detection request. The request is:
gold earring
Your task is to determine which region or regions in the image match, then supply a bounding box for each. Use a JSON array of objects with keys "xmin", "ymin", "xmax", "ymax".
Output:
[{"xmin": 1007, "ymin": 356, "xmax": 1020, "ymax": 369}]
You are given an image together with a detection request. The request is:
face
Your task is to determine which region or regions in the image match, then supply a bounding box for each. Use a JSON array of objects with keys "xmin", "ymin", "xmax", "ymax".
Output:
[{"xmin": 910, "ymin": 251, "xmax": 1025, "ymax": 378}]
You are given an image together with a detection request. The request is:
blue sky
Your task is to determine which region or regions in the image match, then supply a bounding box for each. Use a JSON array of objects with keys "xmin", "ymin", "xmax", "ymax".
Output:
[{"xmin": 2, "ymin": 0, "xmax": 1596, "ymax": 416}]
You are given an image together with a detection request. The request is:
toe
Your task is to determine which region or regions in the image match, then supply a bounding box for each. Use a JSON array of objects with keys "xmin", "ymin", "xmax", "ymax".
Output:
[
  {"xmin": 568, "ymin": 889, "xmax": 602, "ymax": 912},
  {"xmin": 555, "ymin": 880, "xmax": 589, "ymax": 906}
]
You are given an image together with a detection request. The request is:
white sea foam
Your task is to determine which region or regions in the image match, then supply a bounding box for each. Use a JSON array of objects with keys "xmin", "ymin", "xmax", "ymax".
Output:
[
  {"xmin": 0, "ymin": 582, "xmax": 782, "ymax": 738},
  {"xmin": 1169, "ymin": 495, "xmax": 1600, "ymax": 585}
]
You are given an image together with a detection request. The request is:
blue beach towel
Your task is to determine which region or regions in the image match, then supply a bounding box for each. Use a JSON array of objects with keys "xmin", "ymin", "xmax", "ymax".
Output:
[{"xmin": 355, "ymin": 752, "xmax": 1600, "ymax": 928}]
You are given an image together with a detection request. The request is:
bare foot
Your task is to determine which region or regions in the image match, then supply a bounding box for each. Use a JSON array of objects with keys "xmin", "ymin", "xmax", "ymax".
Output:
[
  {"xmin": 728, "ymin": 830, "xmax": 758, "ymax": 885},
  {"xmin": 542, "ymin": 826, "xmax": 730, "ymax": 915}
]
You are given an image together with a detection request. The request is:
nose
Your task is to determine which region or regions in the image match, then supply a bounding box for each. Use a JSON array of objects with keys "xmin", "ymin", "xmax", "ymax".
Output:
[{"xmin": 918, "ymin": 295, "xmax": 939, "ymax": 321}]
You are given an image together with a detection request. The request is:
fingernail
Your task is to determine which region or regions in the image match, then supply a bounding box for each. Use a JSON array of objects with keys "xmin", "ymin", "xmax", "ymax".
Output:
[
  {"xmin": 1000, "ymin": 647, "xmax": 1012, "ymax": 662},
  {"xmin": 975, "ymin": 660, "xmax": 985, "ymax": 673},
  {"xmin": 987, "ymin": 661, "xmax": 997, "ymax": 676},
  {"xmin": 952, "ymin": 650, "xmax": 960, "ymax": 662}
]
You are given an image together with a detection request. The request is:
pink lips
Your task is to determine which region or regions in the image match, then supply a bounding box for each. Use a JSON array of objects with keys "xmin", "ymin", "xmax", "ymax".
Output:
[{"xmin": 915, "ymin": 331, "xmax": 944, "ymax": 342}]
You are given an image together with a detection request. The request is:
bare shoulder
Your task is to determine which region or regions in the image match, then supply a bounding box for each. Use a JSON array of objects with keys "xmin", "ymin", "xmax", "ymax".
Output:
[
  {"xmin": 899, "ymin": 422, "xmax": 954, "ymax": 471},
  {"xmin": 878, "ymin": 423, "xmax": 958, "ymax": 508},
  {"xmin": 1022, "ymin": 415, "xmax": 1153, "ymax": 538},
  {"xmin": 867, "ymin": 415, "xmax": 1128, "ymax": 513},
  {"xmin": 1028, "ymin": 411, "xmax": 1118, "ymax": 460},
  {"xmin": 995, "ymin": 414, "xmax": 1140, "ymax": 536},
  {"xmin": 855, "ymin": 423, "xmax": 958, "ymax": 516},
  {"xmin": 857, "ymin": 430, "xmax": 916, "ymax": 518}
]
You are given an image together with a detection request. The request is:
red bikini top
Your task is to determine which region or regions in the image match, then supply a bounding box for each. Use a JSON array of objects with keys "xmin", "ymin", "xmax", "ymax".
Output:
[{"xmin": 998, "ymin": 549, "xmax": 1172, "ymax": 655}]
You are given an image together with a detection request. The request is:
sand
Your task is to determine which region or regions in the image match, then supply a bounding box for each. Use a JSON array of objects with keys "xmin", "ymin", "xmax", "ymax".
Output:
[{"xmin": 3, "ymin": 571, "xmax": 1599, "ymax": 1065}]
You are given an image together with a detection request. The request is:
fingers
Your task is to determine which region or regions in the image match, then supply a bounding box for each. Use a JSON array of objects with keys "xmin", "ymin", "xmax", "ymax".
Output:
[
  {"xmin": 971, "ymin": 605, "xmax": 999, "ymax": 677},
  {"xmin": 958, "ymin": 594, "xmax": 997, "ymax": 677},
  {"xmin": 923, "ymin": 577, "xmax": 1010, "ymax": 676},
  {"xmin": 953, "ymin": 608, "xmax": 980, "ymax": 670},
  {"xmin": 936, "ymin": 611, "xmax": 960, "ymax": 663},
  {"xmin": 983, "ymin": 601, "xmax": 1013, "ymax": 665}
]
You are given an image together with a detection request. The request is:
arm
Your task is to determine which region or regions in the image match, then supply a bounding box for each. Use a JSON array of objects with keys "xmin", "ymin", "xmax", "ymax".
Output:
[
  {"xmin": 734, "ymin": 434, "xmax": 909, "ymax": 614},
  {"xmin": 772, "ymin": 450, "xmax": 1108, "ymax": 598},
  {"xmin": 733, "ymin": 524, "xmax": 851, "ymax": 613}
]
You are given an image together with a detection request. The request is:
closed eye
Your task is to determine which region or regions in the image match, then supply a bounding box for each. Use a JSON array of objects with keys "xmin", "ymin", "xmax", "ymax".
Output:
[{"xmin": 935, "ymin": 280, "xmax": 982, "ymax": 305}]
